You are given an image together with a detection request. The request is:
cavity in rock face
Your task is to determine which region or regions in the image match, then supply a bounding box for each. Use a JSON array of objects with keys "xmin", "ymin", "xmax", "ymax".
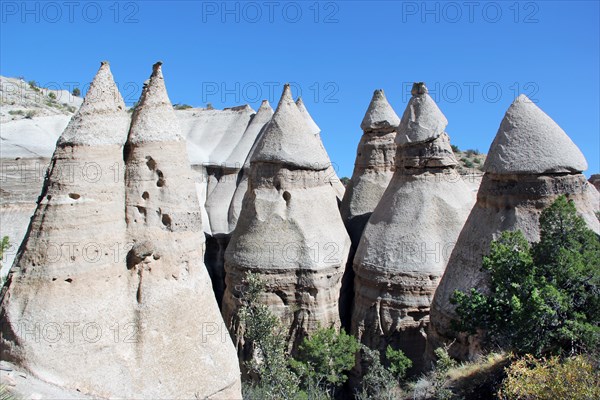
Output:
[
  {"xmin": 427, "ymin": 95, "xmax": 600, "ymax": 364},
  {"xmin": 222, "ymin": 84, "xmax": 351, "ymax": 358},
  {"xmin": 0, "ymin": 62, "xmax": 133, "ymax": 395},
  {"xmin": 339, "ymin": 89, "xmax": 399, "ymax": 328},
  {"xmin": 351, "ymin": 83, "xmax": 474, "ymax": 373},
  {"xmin": 124, "ymin": 62, "xmax": 241, "ymax": 398}
]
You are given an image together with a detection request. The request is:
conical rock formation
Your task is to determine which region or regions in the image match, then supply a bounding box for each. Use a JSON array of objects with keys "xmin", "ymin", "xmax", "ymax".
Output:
[
  {"xmin": 222, "ymin": 85, "xmax": 351, "ymax": 355},
  {"xmin": 352, "ymin": 83, "xmax": 474, "ymax": 372},
  {"xmin": 428, "ymin": 95, "xmax": 600, "ymax": 362},
  {"xmin": 0, "ymin": 62, "xmax": 133, "ymax": 395},
  {"xmin": 341, "ymin": 89, "xmax": 399, "ymax": 246},
  {"xmin": 123, "ymin": 62, "xmax": 241, "ymax": 398},
  {"xmin": 339, "ymin": 89, "xmax": 399, "ymax": 329}
]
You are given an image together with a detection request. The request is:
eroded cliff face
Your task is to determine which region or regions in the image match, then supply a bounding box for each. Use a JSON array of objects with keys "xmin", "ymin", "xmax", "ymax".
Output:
[
  {"xmin": 221, "ymin": 85, "xmax": 351, "ymax": 357},
  {"xmin": 351, "ymin": 83, "xmax": 474, "ymax": 372},
  {"xmin": 0, "ymin": 62, "xmax": 242, "ymax": 399},
  {"xmin": 427, "ymin": 95, "xmax": 600, "ymax": 363}
]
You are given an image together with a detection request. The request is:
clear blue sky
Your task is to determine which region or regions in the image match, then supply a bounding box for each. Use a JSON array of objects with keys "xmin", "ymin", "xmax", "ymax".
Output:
[{"xmin": 1, "ymin": 1, "xmax": 599, "ymax": 178}]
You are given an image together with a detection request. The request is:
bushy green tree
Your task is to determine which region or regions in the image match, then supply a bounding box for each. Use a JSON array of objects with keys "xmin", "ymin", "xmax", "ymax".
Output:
[
  {"xmin": 72, "ymin": 87, "xmax": 81, "ymax": 97},
  {"xmin": 290, "ymin": 327, "xmax": 360, "ymax": 396},
  {"xmin": 451, "ymin": 196, "xmax": 600, "ymax": 356}
]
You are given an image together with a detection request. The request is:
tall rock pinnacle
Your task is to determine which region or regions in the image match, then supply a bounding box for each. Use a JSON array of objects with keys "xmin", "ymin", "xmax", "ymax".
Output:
[
  {"xmin": 222, "ymin": 84, "xmax": 351, "ymax": 356},
  {"xmin": 428, "ymin": 95, "xmax": 599, "ymax": 362},
  {"xmin": 0, "ymin": 62, "xmax": 132, "ymax": 395},
  {"xmin": 352, "ymin": 83, "xmax": 474, "ymax": 372},
  {"xmin": 123, "ymin": 62, "xmax": 241, "ymax": 398}
]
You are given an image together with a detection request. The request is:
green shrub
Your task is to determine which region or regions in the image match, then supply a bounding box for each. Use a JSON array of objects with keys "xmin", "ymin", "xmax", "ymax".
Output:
[
  {"xmin": 8, "ymin": 110, "xmax": 24, "ymax": 116},
  {"xmin": 385, "ymin": 345, "xmax": 412, "ymax": 381},
  {"xmin": 451, "ymin": 195, "xmax": 600, "ymax": 356},
  {"xmin": 290, "ymin": 326, "xmax": 359, "ymax": 396},
  {"xmin": 25, "ymin": 111, "xmax": 36, "ymax": 119},
  {"xmin": 28, "ymin": 80, "xmax": 37, "ymax": 89},
  {"xmin": 72, "ymin": 87, "xmax": 81, "ymax": 97},
  {"xmin": 173, "ymin": 103, "xmax": 193, "ymax": 110},
  {"xmin": 48, "ymin": 92, "xmax": 56, "ymax": 100},
  {"xmin": 451, "ymin": 144, "xmax": 460, "ymax": 153},
  {"xmin": 463, "ymin": 160, "xmax": 474, "ymax": 168},
  {"xmin": 498, "ymin": 354, "xmax": 600, "ymax": 400}
]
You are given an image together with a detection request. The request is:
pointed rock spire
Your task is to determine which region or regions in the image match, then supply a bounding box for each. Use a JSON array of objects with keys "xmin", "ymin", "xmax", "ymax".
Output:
[
  {"xmin": 352, "ymin": 84, "xmax": 473, "ymax": 372},
  {"xmin": 396, "ymin": 83, "xmax": 448, "ymax": 145},
  {"xmin": 484, "ymin": 95, "xmax": 587, "ymax": 174},
  {"xmin": 252, "ymin": 84, "xmax": 330, "ymax": 169},
  {"xmin": 360, "ymin": 89, "xmax": 400, "ymax": 132},
  {"xmin": 223, "ymin": 85, "xmax": 350, "ymax": 358},
  {"xmin": 0, "ymin": 61, "xmax": 131, "ymax": 395},
  {"xmin": 296, "ymin": 96, "xmax": 321, "ymax": 135},
  {"xmin": 428, "ymin": 95, "xmax": 598, "ymax": 364},
  {"xmin": 128, "ymin": 61, "xmax": 183, "ymax": 143},
  {"xmin": 123, "ymin": 62, "xmax": 242, "ymax": 398},
  {"xmin": 58, "ymin": 61, "xmax": 128, "ymax": 146}
]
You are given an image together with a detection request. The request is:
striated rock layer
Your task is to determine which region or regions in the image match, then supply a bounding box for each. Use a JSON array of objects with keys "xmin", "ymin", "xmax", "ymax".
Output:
[
  {"xmin": 352, "ymin": 83, "xmax": 474, "ymax": 372},
  {"xmin": 428, "ymin": 95, "xmax": 600, "ymax": 363},
  {"xmin": 222, "ymin": 85, "xmax": 351, "ymax": 356},
  {"xmin": 123, "ymin": 62, "xmax": 241, "ymax": 398},
  {"xmin": 0, "ymin": 62, "xmax": 134, "ymax": 396}
]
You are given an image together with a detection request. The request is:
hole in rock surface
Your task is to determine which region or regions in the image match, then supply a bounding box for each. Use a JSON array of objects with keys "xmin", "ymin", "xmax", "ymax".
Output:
[
  {"xmin": 142, "ymin": 191, "xmax": 149, "ymax": 200},
  {"xmin": 68, "ymin": 193, "xmax": 80, "ymax": 200},
  {"xmin": 283, "ymin": 191, "xmax": 291, "ymax": 203}
]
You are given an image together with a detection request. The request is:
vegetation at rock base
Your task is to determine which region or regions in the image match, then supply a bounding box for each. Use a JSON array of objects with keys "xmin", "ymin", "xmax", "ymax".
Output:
[
  {"xmin": 290, "ymin": 326, "xmax": 360, "ymax": 397},
  {"xmin": 451, "ymin": 195, "xmax": 600, "ymax": 357},
  {"xmin": 238, "ymin": 272, "xmax": 412, "ymax": 400}
]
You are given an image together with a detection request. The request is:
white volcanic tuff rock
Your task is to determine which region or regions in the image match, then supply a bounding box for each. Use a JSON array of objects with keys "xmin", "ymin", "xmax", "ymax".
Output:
[
  {"xmin": 222, "ymin": 85, "xmax": 351, "ymax": 355},
  {"xmin": 360, "ymin": 89, "xmax": 400, "ymax": 132},
  {"xmin": 252, "ymin": 86, "xmax": 331, "ymax": 169},
  {"xmin": 338, "ymin": 89, "xmax": 398, "ymax": 329},
  {"xmin": 396, "ymin": 83, "xmax": 447, "ymax": 146},
  {"xmin": 206, "ymin": 101, "xmax": 274, "ymax": 235},
  {"xmin": 352, "ymin": 84, "xmax": 473, "ymax": 372},
  {"xmin": 204, "ymin": 102, "xmax": 273, "ymax": 306},
  {"xmin": 0, "ymin": 62, "xmax": 134, "ymax": 395},
  {"xmin": 296, "ymin": 96, "xmax": 321, "ymax": 135},
  {"xmin": 227, "ymin": 100, "xmax": 274, "ymax": 232},
  {"xmin": 484, "ymin": 95, "xmax": 588, "ymax": 174},
  {"xmin": 124, "ymin": 62, "xmax": 241, "ymax": 398},
  {"xmin": 428, "ymin": 96, "xmax": 600, "ymax": 363},
  {"xmin": 178, "ymin": 106, "xmax": 254, "ymax": 166},
  {"xmin": 295, "ymin": 96, "xmax": 346, "ymax": 201},
  {"xmin": 341, "ymin": 89, "xmax": 399, "ymax": 245}
]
